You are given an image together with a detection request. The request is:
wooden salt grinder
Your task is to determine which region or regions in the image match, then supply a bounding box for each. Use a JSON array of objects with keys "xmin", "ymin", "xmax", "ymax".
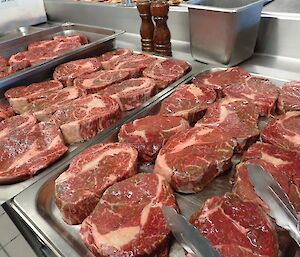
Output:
[
  {"xmin": 150, "ymin": 0, "xmax": 172, "ymax": 56},
  {"xmin": 137, "ymin": 0, "xmax": 155, "ymax": 52}
]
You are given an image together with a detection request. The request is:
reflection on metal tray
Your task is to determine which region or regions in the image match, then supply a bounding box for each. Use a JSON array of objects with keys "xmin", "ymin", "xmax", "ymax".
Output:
[
  {"xmin": 0, "ymin": 22, "xmax": 123, "ymax": 95},
  {"xmin": 8, "ymin": 66, "xmax": 297, "ymax": 257},
  {"xmin": 0, "ymin": 53, "xmax": 193, "ymax": 203}
]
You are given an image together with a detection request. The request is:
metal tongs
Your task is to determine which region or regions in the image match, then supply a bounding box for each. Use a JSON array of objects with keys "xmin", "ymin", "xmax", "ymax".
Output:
[
  {"xmin": 247, "ymin": 164, "xmax": 300, "ymax": 246},
  {"xmin": 162, "ymin": 206, "xmax": 221, "ymax": 257}
]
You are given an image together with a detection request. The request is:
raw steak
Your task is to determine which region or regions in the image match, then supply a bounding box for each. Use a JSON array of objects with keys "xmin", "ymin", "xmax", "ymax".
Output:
[
  {"xmin": 0, "ymin": 122, "xmax": 67, "ymax": 184},
  {"xmin": 5, "ymin": 80, "xmax": 63, "ymax": 114},
  {"xmin": 154, "ymin": 127, "xmax": 235, "ymax": 193},
  {"xmin": 0, "ymin": 113, "xmax": 36, "ymax": 140},
  {"xmin": 8, "ymin": 51, "xmax": 34, "ymax": 72},
  {"xmin": 55, "ymin": 143, "xmax": 138, "ymax": 225},
  {"xmin": 233, "ymin": 142, "xmax": 300, "ymax": 214},
  {"xmin": 74, "ymin": 70, "xmax": 131, "ymax": 94},
  {"xmin": 53, "ymin": 34, "xmax": 88, "ymax": 45},
  {"xmin": 223, "ymin": 77, "xmax": 279, "ymax": 117},
  {"xmin": 0, "ymin": 104, "xmax": 14, "ymax": 121},
  {"xmin": 143, "ymin": 59, "xmax": 190, "ymax": 89},
  {"xmin": 98, "ymin": 48, "xmax": 134, "ymax": 70},
  {"xmin": 50, "ymin": 41, "xmax": 82, "ymax": 56},
  {"xmin": 192, "ymin": 67, "xmax": 251, "ymax": 97},
  {"xmin": 27, "ymin": 39, "xmax": 59, "ymax": 51},
  {"xmin": 261, "ymin": 111, "xmax": 300, "ymax": 152},
  {"xmin": 80, "ymin": 173, "xmax": 177, "ymax": 257},
  {"xmin": 159, "ymin": 84, "xmax": 216, "ymax": 124},
  {"xmin": 28, "ymin": 34, "xmax": 88, "ymax": 51},
  {"xmin": 100, "ymin": 77, "xmax": 156, "ymax": 111},
  {"xmin": 30, "ymin": 87, "xmax": 81, "ymax": 121},
  {"xmin": 190, "ymin": 193, "xmax": 278, "ymax": 257},
  {"xmin": 48, "ymin": 94, "xmax": 121, "ymax": 144},
  {"xmin": 0, "ymin": 56, "xmax": 10, "ymax": 78},
  {"xmin": 113, "ymin": 54, "xmax": 157, "ymax": 77},
  {"xmin": 53, "ymin": 57, "xmax": 102, "ymax": 86},
  {"xmin": 118, "ymin": 116, "xmax": 190, "ymax": 162},
  {"xmin": 277, "ymin": 81, "xmax": 300, "ymax": 113},
  {"xmin": 195, "ymin": 97, "xmax": 260, "ymax": 152}
]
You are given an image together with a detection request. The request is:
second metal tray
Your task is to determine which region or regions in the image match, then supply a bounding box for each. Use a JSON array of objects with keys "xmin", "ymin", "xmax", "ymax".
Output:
[
  {"xmin": 0, "ymin": 22, "xmax": 123, "ymax": 95},
  {"xmin": 8, "ymin": 66, "xmax": 297, "ymax": 257}
]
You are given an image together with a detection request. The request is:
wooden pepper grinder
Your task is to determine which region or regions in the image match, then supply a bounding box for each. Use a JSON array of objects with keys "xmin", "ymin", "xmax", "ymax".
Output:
[
  {"xmin": 137, "ymin": 0, "xmax": 155, "ymax": 52},
  {"xmin": 150, "ymin": 0, "xmax": 172, "ymax": 56}
]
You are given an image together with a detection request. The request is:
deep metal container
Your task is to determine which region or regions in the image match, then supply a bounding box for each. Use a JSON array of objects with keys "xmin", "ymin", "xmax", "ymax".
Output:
[{"xmin": 183, "ymin": 0, "xmax": 265, "ymax": 66}]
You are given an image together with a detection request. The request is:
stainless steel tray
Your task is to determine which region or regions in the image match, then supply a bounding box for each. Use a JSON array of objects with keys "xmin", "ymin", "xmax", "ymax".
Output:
[
  {"xmin": 0, "ymin": 54, "xmax": 194, "ymax": 203},
  {"xmin": 0, "ymin": 22, "xmax": 123, "ymax": 95},
  {"xmin": 8, "ymin": 66, "xmax": 297, "ymax": 257}
]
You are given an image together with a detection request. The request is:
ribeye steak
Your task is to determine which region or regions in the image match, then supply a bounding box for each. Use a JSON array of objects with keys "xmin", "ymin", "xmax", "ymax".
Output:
[
  {"xmin": 261, "ymin": 111, "xmax": 300, "ymax": 152},
  {"xmin": 29, "ymin": 87, "xmax": 81, "ymax": 121},
  {"xmin": 55, "ymin": 143, "xmax": 138, "ymax": 224},
  {"xmin": 159, "ymin": 84, "xmax": 216, "ymax": 124},
  {"xmin": 53, "ymin": 57, "xmax": 102, "ymax": 86},
  {"xmin": 0, "ymin": 56, "xmax": 10, "ymax": 79},
  {"xmin": 190, "ymin": 193, "xmax": 278, "ymax": 257},
  {"xmin": 192, "ymin": 67, "xmax": 251, "ymax": 98},
  {"xmin": 0, "ymin": 122, "xmax": 67, "ymax": 184},
  {"xmin": 113, "ymin": 54, "xmax": 157, "ymax": 77},
  {"xmin": 98, "ymin": 48, "xmax": 133, "ymax": 70},
  {"xmin": 143, "ymin": 59, "xmax": 190, "ymax": 89},
  {"xmin": 118, "ymin": 115, "xmax": 190, "ymax": 163},
  {"xmin": 0, "ymin": 104, "xmax": 14, "ymax": 121},
  {"xmin": 233, "ymin": 142, "xmax": 300, "ymax": 214},
  {"xmin": 223, "ymin": 77, "xmax": 279, "ymax": 117},
  {"xmin": 154, "ymin": 127, "xmax": 235, "ymax": 193},
  {"xmin": 80, "ymin": 173, "xmax": 177, "ymax": 257},
  {"xmin": 100, "ymin": 78, "xmax": 156, "ymax": 111},
  {"xmin": 278, "ymin": 81, "xmax": 300, "ymax": 113},
  {"xmin": 48, "ymin": 94, "xmax": 121, "ymax": 144},
  {"xmin": 0, "ymin": 113, "xmax": 36, "ymax": 140},
  {"xmin": 195, "ymin": 97, "xmax": 260, "ymax": 152},
  {"xmin": 5, "ymin": 80, "xmax": 64, "ymax": 114},
  {"xmin": 74, "ymin": 70, "xmax": 131, "ymax": 94}
]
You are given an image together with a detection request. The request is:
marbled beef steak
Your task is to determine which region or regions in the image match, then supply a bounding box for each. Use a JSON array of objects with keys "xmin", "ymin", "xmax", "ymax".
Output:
[
  {"xmin": 192, "ymin": 67, "xmax": 251, "ymax": 98},
  {"xmin": 223, "ymin": 77, "xmax": 279, "ymax": 117},
  {"xmin": 74, "ymin": 70, "xmax": 131, "ymax": 94},
  {"xmin": 0, "ymin": 104, "xmax": 14, "ymax": 121},
  {"xmin": 190, "ymin": 193, "xmax": 278, "ymax": 257},
  {"xmin": 5, "ymin": 80, "xmax": 64, "ymax": 114},
  {"xmin": 154, "ymin": 127, "xmax": 235, "ymax": 193},
  {"xmin": 0, "ymin": 122, "xmax": 67, "ymax": 184},
  {"xmin": 53, "ymin": 57, "xmax": 102, "ymax": 86},
  {"xmin": 143, "ymin": 59, "xmax": 190, "ymax": 89},
  {"xmin": 98, "ymin": 48, "xmax": 133, "ymax": 70},
  {"xmin": 0, "ymin": 113, "xmax": 36, "ymax": 140},
  {"xmin": 195, "ymin": 97, "xmax": 260, "ymax": 152},
  {"xmin": 80, "ymin": 173, "xmax": 177, "ymax": 257},
  {"xmin": 100, "ymin": 77, "xmax": 156, "ymax": 111},
  {"xmin": 233, "ymin": 142, "xmax": 300, "ymax": 214},
  {"xmin": 55, "ymin": 143, "xmax": 138, "ymax": 224},
  {"xmin": 29, "ymin": 87, "xmax": 81, "ymax": 121},
  {"xmin": 48, "ymin": 94, "xmax": 121, "ymax": 144},
  {"xmin": 278, "ymin": 81, "xmax": 300, "ymax": 113},
  {"xmin": 112, "ymin": 54, "xmax": 157, "ymax": 77},
  {"xmin": 159, "ymin": 84, "xmax": 216, "ymax": 124},
  {"xmin": 261, "ymin": 111, "xmax": 300, "ymax": 152},
  {"xmin": 118, "ymin": 115, "xmax": 190, "ymax": 163}
]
